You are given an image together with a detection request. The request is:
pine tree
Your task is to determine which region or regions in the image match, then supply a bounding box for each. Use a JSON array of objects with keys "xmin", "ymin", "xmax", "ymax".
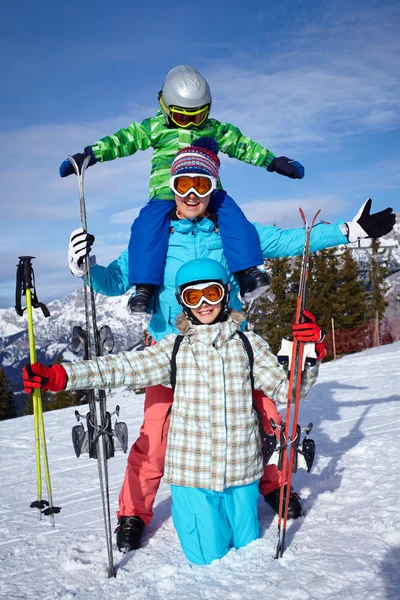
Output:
[
  {"xmin": 250, "ymin": 257, "xmax": 297, "ymax": 354},
  {"xmin": 367, "ymin": 238, "xmax": 389, "ymax": 319},
  {"xmin": 335, "ymin": 247, "xmax": 368, "ymax": 329},
  {"xmin": 307, "ymin": 248, "xmax": 342, "ymax": 332},
  {"xmin": 0, "ymin": 368, "xmax": 16, "ymax": 421}
]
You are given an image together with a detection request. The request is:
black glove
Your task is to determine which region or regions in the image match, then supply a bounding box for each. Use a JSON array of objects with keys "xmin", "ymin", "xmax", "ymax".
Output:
[
  {"xmin": 267, "ymin": 156, "xmax": 304, "ymax": 179},
  {"xmin": 346, "ymin": 198, "xmax": 396, "ymax": 242},
  {"xmin": 59, "ymin": 146, "xmax": 97, "ymax": 178}
]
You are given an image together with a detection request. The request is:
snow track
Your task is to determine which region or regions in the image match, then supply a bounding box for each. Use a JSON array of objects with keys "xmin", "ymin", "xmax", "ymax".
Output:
[{"xmin": 0, "ymin": 343, "xmax": 399, "ymax": 599}]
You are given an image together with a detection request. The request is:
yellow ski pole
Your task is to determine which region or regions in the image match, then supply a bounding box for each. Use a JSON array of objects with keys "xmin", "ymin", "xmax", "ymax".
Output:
[{"xmin": 16, "ymin": 256, "xmax": 61, "ymax": 525}]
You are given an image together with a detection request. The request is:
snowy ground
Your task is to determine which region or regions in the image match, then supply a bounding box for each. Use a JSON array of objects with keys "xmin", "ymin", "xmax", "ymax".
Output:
[{"xmin": 1, "ymin": 342, "xmax": 400, "ymax": 600}]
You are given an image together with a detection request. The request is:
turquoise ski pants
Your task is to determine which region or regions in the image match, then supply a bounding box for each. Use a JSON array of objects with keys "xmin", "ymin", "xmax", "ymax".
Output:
[{"xmin": 170, "ymin": 481, "xmax": 260, "ymax": 565}]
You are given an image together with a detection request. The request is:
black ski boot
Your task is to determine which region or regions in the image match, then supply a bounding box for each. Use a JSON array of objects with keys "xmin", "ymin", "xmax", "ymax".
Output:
[
  {"xmin": 115, "ymin": 516, "xmax": 145, "ymax": 552},
  {"xmin": 264, "ymin": 486, "xmax": 302, "ymax": 520},
  {"xmin": 128, "ymin": 285, "xmax": 156, "ymax": 313},
  {"xmin": 235, "ymin": 267, "xmax": 270, "ymax": 300}
]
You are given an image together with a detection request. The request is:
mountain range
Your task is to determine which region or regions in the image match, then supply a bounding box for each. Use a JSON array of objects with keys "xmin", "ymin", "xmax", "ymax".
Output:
[{"xmin": 1, "ymin": 214, "xmax": 399, "ymax": 396}]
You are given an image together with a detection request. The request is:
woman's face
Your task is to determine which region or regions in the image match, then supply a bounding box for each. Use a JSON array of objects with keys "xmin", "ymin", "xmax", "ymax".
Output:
[
  {"xmin": 174, "ymin": 191, "xmax": 211, "ymax": 220},
  {"xmin": 190, "ymin": 300, "xmax": 222, "ymax": 324}
]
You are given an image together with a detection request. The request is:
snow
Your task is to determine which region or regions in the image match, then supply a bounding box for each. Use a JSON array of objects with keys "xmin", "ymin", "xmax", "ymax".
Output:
[{"xmin": 1, "ymin": 342, "xmax": 400, "ymax": 600}]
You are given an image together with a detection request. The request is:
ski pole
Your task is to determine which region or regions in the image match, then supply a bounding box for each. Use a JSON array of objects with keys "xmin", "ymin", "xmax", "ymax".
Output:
[{"xmin": 16, "ymin": 256, "xmax": 61, "ymax": 525}]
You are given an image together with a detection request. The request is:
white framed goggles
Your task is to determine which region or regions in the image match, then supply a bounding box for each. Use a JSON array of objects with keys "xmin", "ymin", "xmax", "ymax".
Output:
[
  {"xmin": 180, "ymin": 281, "xmax": 225, "ymax": 309},
  {"xmin": 170, "ymin": 174, "xmax": 217, "ymax": 198}
]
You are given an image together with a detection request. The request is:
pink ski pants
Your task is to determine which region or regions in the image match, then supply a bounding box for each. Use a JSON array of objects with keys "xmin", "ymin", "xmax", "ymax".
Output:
[{"xmin": 117, "ymin": 384, "xmax": 284, "ymax": 525}]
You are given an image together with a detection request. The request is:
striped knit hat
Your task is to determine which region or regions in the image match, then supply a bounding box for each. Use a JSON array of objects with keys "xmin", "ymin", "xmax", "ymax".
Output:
[{"xmin": 170, "ymin": 137, "xmax": 220, "ymax": 178}]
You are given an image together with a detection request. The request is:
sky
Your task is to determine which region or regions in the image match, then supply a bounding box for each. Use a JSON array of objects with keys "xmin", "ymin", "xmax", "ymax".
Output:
[{"xmin": 0, "ymin": 0, "xmax": 399, "ymax": 308}]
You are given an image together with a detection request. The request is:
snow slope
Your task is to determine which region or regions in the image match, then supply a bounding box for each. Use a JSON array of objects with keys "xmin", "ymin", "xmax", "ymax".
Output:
[{"xmin": 1, "ymin": 343, "xmax": 400, "ymax": 600}]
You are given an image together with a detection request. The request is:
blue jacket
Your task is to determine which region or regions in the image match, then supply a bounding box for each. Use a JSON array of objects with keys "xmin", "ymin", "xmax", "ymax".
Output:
[{"xmin": 90, "ymin": 216, "xmax": 347, "ymax": 341}]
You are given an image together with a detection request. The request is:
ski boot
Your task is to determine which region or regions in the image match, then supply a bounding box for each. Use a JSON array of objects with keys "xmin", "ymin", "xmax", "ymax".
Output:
[
  {"xmin": 264, "ymin": 486, "xmax": 302, "ymax": 520},
  {"xmin": 128, "ymin": 285, "xmax": 156, "ymax": 313},
  {"xmin": 115, "ymin": 516, "xmax": 146, "ymax": 552},
  {"xmin": 235, "ymin": 267, "xmax": 270, "ymax": 301}
]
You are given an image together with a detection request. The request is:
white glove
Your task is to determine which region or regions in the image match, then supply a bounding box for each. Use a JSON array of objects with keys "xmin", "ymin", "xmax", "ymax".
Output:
[
  {"xmin": 68, "ymin": 228, "xmax": 96, "ymax": 278},
  {"xmin": 341, "ymin": 198, "xmax": 395, "ymax": 243},
  {"xmin": 277, "ymin": 338, "xmax": 317, "ymax": 371}
]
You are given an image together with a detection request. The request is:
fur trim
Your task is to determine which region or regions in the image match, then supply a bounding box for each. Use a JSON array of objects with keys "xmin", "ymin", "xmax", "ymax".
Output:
[
  {"xmin": 176, "ymin": 312, "xmax": 192, "ymax": 334},
  {"xmin": 230, "ymin": 310, "xmax": 246, "ymax": 325},
  {"xmin": 175, "ymin": 309, "xmax": 245, "ymax": 333}
]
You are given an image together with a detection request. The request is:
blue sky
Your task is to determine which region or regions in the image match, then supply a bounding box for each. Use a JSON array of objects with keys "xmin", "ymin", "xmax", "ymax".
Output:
[{"xmin": 0, "ymin": 0, "xmax": 399, "ymax": 308}]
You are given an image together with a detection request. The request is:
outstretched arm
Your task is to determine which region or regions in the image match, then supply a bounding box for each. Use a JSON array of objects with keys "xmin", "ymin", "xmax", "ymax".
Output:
[
  {"xmin": 23, "ymin": 336, "xmax": 175, "ymax": 393},
  {"xmin": 214, "ymin": 120, "xmax": 304, "ymax": 179},
  {"xmin": 255, "ymin": 198, "xmax": 396, "ymax": 258},
  {"xmin": 59, "ymin": 117, "xmax": 154, "ymax": 177}
]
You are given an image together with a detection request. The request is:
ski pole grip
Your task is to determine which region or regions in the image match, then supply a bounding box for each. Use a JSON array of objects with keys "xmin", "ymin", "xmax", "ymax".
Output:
[{"xmin": 18, "ymin": 256, "xmax": 35, "ymax": 289}]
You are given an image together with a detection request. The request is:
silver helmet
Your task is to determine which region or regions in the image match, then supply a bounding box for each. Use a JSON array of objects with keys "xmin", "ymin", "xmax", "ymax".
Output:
[
  {"xmin": 158, "ymin": 65, "xmax": 212, "ymax": 127},
  {"xmin": 161, "ymin": 65, "xmax": 212, "ymax": 109}
]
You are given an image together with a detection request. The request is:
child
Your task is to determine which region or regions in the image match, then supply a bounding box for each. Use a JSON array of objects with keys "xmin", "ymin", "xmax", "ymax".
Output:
[
  {"xmin": 23, "ymin": 259, "xmax": 325, "ymax": 564},
  {"xmin": 61, "ymin": 64, "xmax": 304, "ymax": 312}
]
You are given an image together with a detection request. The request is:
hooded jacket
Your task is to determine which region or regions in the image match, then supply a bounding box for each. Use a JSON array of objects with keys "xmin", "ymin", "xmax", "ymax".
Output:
[
  {"xmin": 89, "ymin": 110, "xmax": 276, "ymax": 201},
  {"xmin": 88, "ymin": 210, "xmax": 347, "ymax": 341},
  {"xmin": 63, "ymin": 311, "xmax": 319, "ymax": 492}
]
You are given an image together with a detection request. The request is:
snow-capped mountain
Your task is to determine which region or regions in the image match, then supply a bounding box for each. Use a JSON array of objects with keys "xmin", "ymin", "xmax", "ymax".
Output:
[
  {"xmin": 1, "ymin": 214, "xmax": 399, "ymax": 393},
  {"xmin": 0, "ymin": 288, "xmax": 150, "ymax": 391}
]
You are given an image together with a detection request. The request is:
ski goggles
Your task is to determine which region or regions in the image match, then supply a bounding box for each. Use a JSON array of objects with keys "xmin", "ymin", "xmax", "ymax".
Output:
[
  {"xmin": 180, "ymin": 281, "xmax": 225, "ymax": 309},
  {"xmin": 170, "ymin": 174, "xmax": 217, "ymax": 198},
  {"xmin": 159, "ymin": 95, "xmax": 210, "ymax": 128}
]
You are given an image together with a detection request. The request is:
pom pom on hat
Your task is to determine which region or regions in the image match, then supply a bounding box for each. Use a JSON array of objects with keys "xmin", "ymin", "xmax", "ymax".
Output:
[
  {"xmin": 192, "ymin": 137, "xmax": 219, "ymax": 155},
  {"xmin": 171, "ymin": 136, "xmax": 220, "ymax": 179}
]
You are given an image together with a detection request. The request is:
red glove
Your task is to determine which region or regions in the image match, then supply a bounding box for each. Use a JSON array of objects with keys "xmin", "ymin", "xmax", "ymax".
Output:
[
  {"xmin": 23, "ymin": 363, "xmax": 67, "ymax": 394},
  {"xmin": 292, "ymin": 310, "xmax": 323, "ymax": 342},
  {"xmin": 292, "ymin": 310, "xmax": 326, "ymax": 360}
]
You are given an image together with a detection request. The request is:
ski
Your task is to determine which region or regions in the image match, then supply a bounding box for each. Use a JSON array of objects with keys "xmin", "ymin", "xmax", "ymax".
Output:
[
  {"xmin": 274, "ymin": 208, "xmax": 321, "ymax": 559},
  {"xmin": 70, "ymin": 325, "xmax": 128, "ymax": 458},
  {"xmin": 68, "ymin": 154, "xmax": 116, "ymax": 578}
]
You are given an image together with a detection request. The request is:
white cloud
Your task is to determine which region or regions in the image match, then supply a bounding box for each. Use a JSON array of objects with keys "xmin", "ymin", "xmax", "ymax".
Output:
[{"xmin": 240, "ymin": 195, "xmax": 349, "ymax": 227}]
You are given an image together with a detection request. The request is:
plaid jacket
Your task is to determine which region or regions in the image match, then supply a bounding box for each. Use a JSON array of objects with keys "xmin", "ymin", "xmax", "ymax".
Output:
[{"xmin": 64, "ymin": 311, "xmax": 318, "ymax": 491}]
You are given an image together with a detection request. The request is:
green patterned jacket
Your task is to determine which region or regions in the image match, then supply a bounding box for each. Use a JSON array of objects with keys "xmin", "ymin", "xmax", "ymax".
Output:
[{"xmin": 90, "ymin": 110, "xmax": 276, "ymax": 201}]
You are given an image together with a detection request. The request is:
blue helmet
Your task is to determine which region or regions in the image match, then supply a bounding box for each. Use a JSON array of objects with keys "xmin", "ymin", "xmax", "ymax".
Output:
[
  {"xmin": 175, "ymin": 259, "xmax": 230, "ymax": 325},
  {"xmin": 176, "ymin": 258, "xmax": 229, "ymax": 291}
]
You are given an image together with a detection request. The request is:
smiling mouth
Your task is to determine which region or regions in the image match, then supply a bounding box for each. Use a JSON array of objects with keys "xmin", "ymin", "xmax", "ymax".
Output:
[
  {"xmin": 198, "ymin": 307, "xmax": 214, "ymax": 315},
  {"xmin": 183, "ymin": 199, "xmax": 201, "ymax": 206}
]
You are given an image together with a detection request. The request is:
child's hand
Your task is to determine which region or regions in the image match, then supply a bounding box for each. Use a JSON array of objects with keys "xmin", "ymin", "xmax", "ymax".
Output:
[
  {"xmin": 292, "ymin": 310, "xmax": 323, "ymax": 342},
  {"xmin": 59, "ymin": 147, "xmax": 97, "ymax": 177},
  {"xmin": 23, "ymin": 363, "xmax": 67, "ymax": 393},
  {"xmin": 267, "ymin": 156, "xmax": 304, "ymax": 179}
]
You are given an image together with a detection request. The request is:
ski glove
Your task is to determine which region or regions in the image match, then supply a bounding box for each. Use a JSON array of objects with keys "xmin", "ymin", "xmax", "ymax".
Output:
[
  {"xmin": 292, "ymin": 310, "xmax": 324, "ymax": 343},
  {"xmin": 278, "ymin": 311, "xmax": 326, "ymax": 368},
  {"xmin": 23, "ymin": 363, "xmax": 67, "ymax": 394},
  {"xmin": 344, "ymin": 198, "xmax": 396, "ymax": 242},
  {"xmin": 293, "ymin": 310, "xmax": 326, "ymax": 360},
  {"xmin": 267, "ymin": 156, "xmax": 305, "ymax": 179},
  {"xmin": 68, "ymin": 228, "xmax": 95, "ymax": 278},
  {"xmin": 59, "ymin": 147, "xmax": 97, "ymax": 178}
]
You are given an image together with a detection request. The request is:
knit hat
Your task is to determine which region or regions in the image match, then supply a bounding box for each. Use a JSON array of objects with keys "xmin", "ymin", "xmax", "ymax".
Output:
[{"xmin": 170, "ymin": 137, "xmax": 220, "ymax": 179}]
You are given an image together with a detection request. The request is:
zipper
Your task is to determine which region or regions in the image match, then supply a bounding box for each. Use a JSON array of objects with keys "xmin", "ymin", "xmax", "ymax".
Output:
[{"xmin": 192, "ymin": 219, "xmax": 197, "ymax": 258}]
